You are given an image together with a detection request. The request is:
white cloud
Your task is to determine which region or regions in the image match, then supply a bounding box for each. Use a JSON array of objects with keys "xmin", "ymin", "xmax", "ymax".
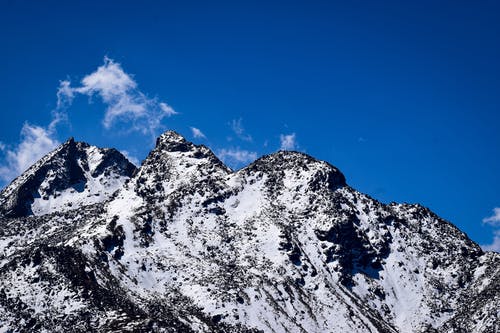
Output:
[
  {"xmin": 120, "ymin": 150, "xmax": 140, "ymax": 166},
  {"xmin": 0, "ymin": 80, "xmax": 67, "ymax": 185},
  {"xmin": 0, "ymin": 123, "xmax": 59, "ymax": 183},
  {"xmin": 78, "ymin": 57, "xmax": 137, "ymax": 99},
  {"xmin": 1, "ymin": 57, "xmax": 176, "ymax": 185},
  {"xmin": 280, "ymin": 133, "xmax": 297, "ymax": 150},
  {"xmin": 57, "ymin": 57, "xmax": 177, "ymax": 137},
  {"xmin": 230, "ymin": 118, "xmax": 252, "ymax": 142},
  {"xmin": 160, "ymin": 102, "xmax": 178, "ymax": 116},
  {"xmin": 483, "ymin": 207, "xmax": 500, "ymax": 226},
  {"xmin": 481, "ymin": 230, "xmax": 500, "ymax": 252},
  {"xmin": 190, "ymin": 127, "xmax": 206, "ymax": 139},
  {"xmin": 481, "ymin": 207, "xmax": 500, "ymax": 252},
  {"xmin": 56, "ymin": 80, "xmax": 75, "ymax": 109},
  {"xmin": 217, "ymin": 148, "xmax": 257, "ymax": 166}
]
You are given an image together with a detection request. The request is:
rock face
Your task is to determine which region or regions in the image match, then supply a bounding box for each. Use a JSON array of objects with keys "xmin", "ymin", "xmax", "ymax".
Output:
[
  {"xmin": 0, "ymin": 131, "xmax": 498, "ymax": 333},
  {"xmin": 0, "ymin": 138, "xmax": 137, "ymax": 217}
]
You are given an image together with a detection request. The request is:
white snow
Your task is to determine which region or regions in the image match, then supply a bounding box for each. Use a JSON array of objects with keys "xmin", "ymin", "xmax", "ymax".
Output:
[
  {"xmin": 30, "ymin": 145, "xmax": 129, "ymax": 216},
  {"xmin": 2, "ymin": 132, "xmax": 497, "ymax": 333}
]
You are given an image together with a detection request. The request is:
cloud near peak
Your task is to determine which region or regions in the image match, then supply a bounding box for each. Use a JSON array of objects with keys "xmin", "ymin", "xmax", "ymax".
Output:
[
  {"xmin": 0, "ymin": 123, "xmax": 59, "ymax": 183},
  {"xmin": 481, "ymin": 207, "xmax": 500, "ymax": 252},
  {"xmin": 159, "ymin": 102, "xmax": 178, "ymax": 117},
  {"xmin": 230, "ymin": 118, "xmax": 252, "ymax": 142},
  {"xmin": 280, "ymin": 133, "xmax": 297, "ymax": 150},
  {"xmin": 481, "ymin": 231, "xmax": 500, "ymax": 252},
  {"xmin": 58, "ymin": 57, "xmax": 177, "ymax": 137},
  {"xmin": 190, "ymin": 127, "xmax": 206, "ymax": 139},
  {"xmin": 483, "ymin": 207, "xmax": 500, "ymax": 226},
  {"xmin": 0, "ymin": 57, "xmax": 177, "ymax": 186},
  {"xmin": 217, "ymin": 147, "xmax": 257, "ymax": 168}
]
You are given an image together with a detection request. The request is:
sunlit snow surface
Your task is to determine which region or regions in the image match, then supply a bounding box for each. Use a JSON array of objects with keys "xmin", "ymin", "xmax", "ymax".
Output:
[{"xmin": 0, "ymin": 131, "xmax": 498, "ymax": 332}]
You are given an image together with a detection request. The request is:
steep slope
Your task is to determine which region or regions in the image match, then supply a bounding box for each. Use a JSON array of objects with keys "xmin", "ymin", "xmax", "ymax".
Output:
[
  {"xmin": 0, "ymin": 131, "xmax": 498, "ymax": 333},
  {"xmin": 0, "ymin": 138, "xmax": 137, "ymax": 217}
]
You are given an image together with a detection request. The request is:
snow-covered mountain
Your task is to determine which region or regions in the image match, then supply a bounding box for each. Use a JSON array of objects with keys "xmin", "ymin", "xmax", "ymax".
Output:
[
  {"xmin": 0, "ymin": 131, "xmax": 498, "ymax": 333},
  {"xmin": 0, "ymin": 137, "xmax": 137, "ymax": 217}
]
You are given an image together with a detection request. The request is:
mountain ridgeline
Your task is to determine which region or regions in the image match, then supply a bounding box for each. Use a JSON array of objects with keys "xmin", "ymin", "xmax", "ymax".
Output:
[{"xmin": 0, "ymin": 131, "xmax": 498, "ymax": 333}]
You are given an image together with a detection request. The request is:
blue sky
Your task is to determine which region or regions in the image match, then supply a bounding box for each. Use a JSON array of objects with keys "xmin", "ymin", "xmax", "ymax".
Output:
[{"xmin": 0, "ymin": 1, "xmax": 499, "ymax": 250}]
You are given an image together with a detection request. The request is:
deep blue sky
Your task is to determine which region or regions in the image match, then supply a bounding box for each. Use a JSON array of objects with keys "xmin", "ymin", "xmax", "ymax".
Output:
[{"xmin": 1, "ymin": 1, "xmax": 499, "ymax": 249}]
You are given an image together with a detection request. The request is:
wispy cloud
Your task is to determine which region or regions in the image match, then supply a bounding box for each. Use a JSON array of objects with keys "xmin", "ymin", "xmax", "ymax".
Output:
[
  {"xmin": 483, "ymin": 207, "xmax": 500, "ymax": 226},
  {"xmin": 230, "ymin": 118, "xmax": 252, "ymax": 142},
  {"xmin": 1, "ymin": 57, "xmax": 176, "ymax": 185},
  {"xmin": 0, "ymin": 75, "xmax": 67, "ymax": 185},
  {"xmin": 482, "ymin": 230, "xmax": 500, "ymax": 252},
  {"xmin": 217, "ymin": 147, "xmax": 257, "ymax": 168},
  {"xmin": 120, "ymin": 150, "xmax": 140, "ymax": 166},
  {"xmin": 56, "ymin": 80, "xmax": 74, "ymax": 109},
  {"xmin": 57, "ymin": 56, "xmax": 177, "ymax": 137},
  {"xmin": 159, "ymin": 102, "xmax": 178, "ymax": 117},
  {"xmin": 0, "ymin": 123, "xmax": 59, "ymax": 183},
  {"xmin": 190, "ymin": 127, "xmax": 206, "ymax": 139},
  {"xmin": 280, "ymin": 133, "xmax": 297, "ymax": 150},
  {"xmin": 481, "ymin": 207, "xmax": 500, "ymax": 252}
]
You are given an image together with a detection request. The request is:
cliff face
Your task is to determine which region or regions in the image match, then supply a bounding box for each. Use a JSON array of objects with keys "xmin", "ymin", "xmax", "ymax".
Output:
[{"xmin": 0, "ymin": 131, "xmax": 498, "ymax": 333}]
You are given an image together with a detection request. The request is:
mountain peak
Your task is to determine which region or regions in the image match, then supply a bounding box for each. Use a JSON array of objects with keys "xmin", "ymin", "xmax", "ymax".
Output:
[
  {"xmin": 145, "ymin": 130, "xmax": 227, "ymax": 170},
  {"xmin": 155, "ymin": 130, "xmax": 189, "ymax": 151},
  {"xmin": 0, "ymin": 140, "xmax": 137, "ymax": 217},
  {"xmin": 0, "ymin": 133, "xmax": 498, "ymax": 333},
  {"xmin": 245, "ymin": 150, "xmax": 347, "ymax": 189},
  {"xmin": 136, "ymin": 131, "xmax": 230, "ymax": 192}
]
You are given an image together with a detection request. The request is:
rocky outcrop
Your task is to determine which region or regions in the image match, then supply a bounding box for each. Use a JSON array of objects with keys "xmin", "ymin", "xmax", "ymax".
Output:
[{"xmin": 0, "ymin": 131, "xmax": 497, "ymax": 332}]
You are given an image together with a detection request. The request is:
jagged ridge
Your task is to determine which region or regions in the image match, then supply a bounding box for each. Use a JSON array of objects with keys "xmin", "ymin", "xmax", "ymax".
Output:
[
  {"xmin": 0, "ymin": 131, "xmax": 498, "ymax": 333},
  {"xmin": 0, "ymin": 138, "xmax": 137, "ymax": 217}
]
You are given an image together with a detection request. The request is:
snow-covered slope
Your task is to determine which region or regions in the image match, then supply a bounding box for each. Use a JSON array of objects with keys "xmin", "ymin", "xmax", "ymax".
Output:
[
  {"xmin": 0, "ymin": 138, "xmax": 137, "ymax": 217},
  {"xmin": 0, "ymin": 131, "xmax": 498, "ymax": 333}
]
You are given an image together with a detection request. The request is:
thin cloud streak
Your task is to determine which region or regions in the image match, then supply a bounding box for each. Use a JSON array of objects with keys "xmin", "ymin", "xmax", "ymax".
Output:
[
  {"xmin": 230, "ymin": 118, "xmax": 252, "ymax": 142},
  {"xmin": 481, "ymin": 230, "xmax": 500, "ymax": 252},
  {"xmin": 280, "ymin": 133, "xmax": 297, "ymax": 150},
  {"xmin": 160, "ymin": 102, "xmax": 178, "ymax": 116},
  {"xmin": 190, "ymin": 127, "xmax": 206, "ymax": 139},
  {"xmin": 217, "ymin": 147, "xmax": 257, "ymax": 168},
  {"xmin": 483, "ymin": 207, "xmax": 500, "ymax": 226},
  {"xmin": 481, "ymin": 207, "xmax": 500, "ymax": 252},
  {"xmin": 120, "ymin": 150, "xmax": 140, "ymax": 166}
]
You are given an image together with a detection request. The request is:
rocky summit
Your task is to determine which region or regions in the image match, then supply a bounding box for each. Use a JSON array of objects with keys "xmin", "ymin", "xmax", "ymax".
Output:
[{"xmin": 0, "ymin": 131, "xmax": 498, "ymax": 333}]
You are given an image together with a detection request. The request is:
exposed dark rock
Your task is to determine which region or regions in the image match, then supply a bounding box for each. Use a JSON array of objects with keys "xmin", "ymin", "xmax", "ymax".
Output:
[{"xmin": 0, "ymin": 130, "xmax": 497, "ymax": 333}]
